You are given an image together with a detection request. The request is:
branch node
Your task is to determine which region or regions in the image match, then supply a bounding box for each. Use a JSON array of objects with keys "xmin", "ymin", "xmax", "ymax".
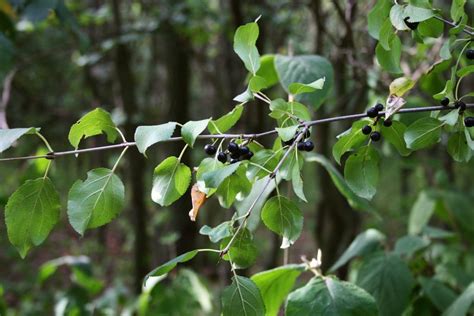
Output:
[{"xmin": 45, "ymin": 152, "xmax": 56, "ymax": 160}]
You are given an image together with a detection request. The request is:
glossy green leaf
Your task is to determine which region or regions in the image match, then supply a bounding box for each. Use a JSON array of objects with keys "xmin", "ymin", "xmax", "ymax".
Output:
[
  {"xmin": 439, "ymin": 110, "xmax": 459, "ymax": 126},
  {"xmin": 67, "ymin": 168, "xmax": 125, "ymax": 235},
  {"xmin": 447, "ymin": 132, "xmax": 471, "ymax": 162},
  {"xmin": 404, "ymin": 5, "xmax": 434, "ymax": 22},
  {"xmin": 208, "ymin": 104, "xmax": 244, "ymax": 134},
  {"xmin": 144, "ymin": 250, "xmax": 199, "ymax": 282},
  {"xmin": 389, "ymin": 77, "xmax": 415, "ymax": 97},
  {"xmin": 249, "ymin": 75, "xmax": 268, "ymax": 92},
  {"xmin": 134, "ymin": 122, "xmax": 177, "ymax": 154},
  {"xmin": 276, "ymin": 125, "xmax": 299, "ymax": 142},
  {"xmin": 332, "ymin": 120, "xmax": 368, "ymax": 164},
  {"xmin": 151, "ymin": 156, "xmax": 191, "ymax": 206},
  {"xmin": 419, "ymin": 18, "xmax": 444, "ymax": 38},
  {"xmin": 286, "ymin": 277, "xmax": 378, "ymax": 316},
  {"xmin": 216, "ymin": 165, "xmax": 252, "ymax": 208},
  {"xmin": 221, "ymin": 228, "xmax": 257, "ymax": 269},
  {"xmin": 368, "ymin": 0, "xmax": 392, "ymax": 39},
  {"xmin": 291, "ymin": 161, "xmax": 306, "ymax": 202},
  {"xmin": 457, "ymin": 65, "xmax": 474, "ymax": 78},
  {"xmin": 288, "ymin": 77, "xmax": 325, "ymax": 96},
  {"xmin": 394, "ymin": 235, "xmax": 430, "ymax": 257},
  {"xmin": 404, "ymin": 117, "xmax": 444, "ymax": 150},
  {"xmin": 280, "ymin": 150, "xmax": 304, "ymax": 181},
  {"xmin": 381, "ymin": 120, "xmax": 411, "ymax": 156},
  {"xmin": 247, "ymin": 149, "xmax": 279, "ymax": 180},
  {"xmin": 0, "ymin": 127, "xmax": 37, "ymax": 153},
  {"xmin": 196, "ymin": 158, "xmax": 224, "ymax": 196},
  {"xmin": 68, "ymin": 108, "xmax": 118, "ymax": 149},
  {"xmin": 379, "ymin": 19, "xmax": 395, "ymax": 50},
  {"xmin": 450, "ymin": 0, "xmax": 466, "ymax": 22},
  {"xmin": 256, "ymin": 54, "xmax": 278, "ymax": 87},
  {"xmin": 344, "ymin": 146, "xmax": 380, "ymax": 200},
  {"xmin": 202, "ymin": 161, "xmax": 242, "ymax": 189},
  {"xmin": 233, "ymin": 22, "xmax": 260, "ymax": 75},
  {"xmin": 181, "ymin": 119, "xmax": 210, "ymax": 148},
  {"xmin": 261, "ymin": 196, "xmax": 303, "ymax": 248},
  {"xmin": 306, "ymin": 155, "xmax": 375, "ymax": 212},
  {"xmin": 5, "ymin": 178, "xmax": 60, "ymax": 258},
  {"xmin": 275, "ymin": 55, "xmax": 333, "ymax": 109},
  {"xmin": 357, "ymin": 253, "xmax": 415, "ymax": 316},
  {"xmin": 390, "ymin": 5, "xmax": 409, "ymax": 31},
  {"xmin": 251, "ymin": 264, "xmax": 305, "ymax": 316},
  {"xmin": 222, "ymin": 276, "xmax": 265, "ymax": 316},
  {"xmin": 329, "ymin": 229, "xmax": 385, "ymax": 272}
]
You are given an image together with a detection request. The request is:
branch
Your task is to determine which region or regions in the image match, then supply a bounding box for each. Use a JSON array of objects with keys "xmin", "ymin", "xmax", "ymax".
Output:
[
  {"xmin": 434, "ymin": 15, "xmax": 474, "ymax": 36},
  {"xmin": 0, "ymin": 104, "xmax": 473, "ymax": 162}
]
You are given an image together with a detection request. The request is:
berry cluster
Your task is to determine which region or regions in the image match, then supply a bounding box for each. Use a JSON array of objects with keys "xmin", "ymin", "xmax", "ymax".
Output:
[
  {"xmin": 361, "ymin": 125, "xmax": 381, "ymax": 142},
  {"xmin": 284, "ymin": 129, "xmax": 314, "ymax": 152},
  {"xmin": 204, "ymin": 141, "xmax": 254, "ymax": 164},
  {"xmin": 366, "ymin": 103, "xmax": 384, "ymax": 118}
]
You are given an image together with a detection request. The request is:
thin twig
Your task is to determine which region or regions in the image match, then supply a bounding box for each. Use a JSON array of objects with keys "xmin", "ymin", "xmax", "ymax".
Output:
[
  {"xmin": 0, "ymin": 104, "xmax": 473, "ymax": 162},
  {"xmin": 434, "ymin": 15, "xmax": 474, "ymax": 36}
]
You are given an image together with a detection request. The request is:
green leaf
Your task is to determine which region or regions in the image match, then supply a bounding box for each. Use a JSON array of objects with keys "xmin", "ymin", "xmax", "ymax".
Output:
[
  {"xmin": 389, "ymin": 77, "xmax": 415, "ymax": 97},
  {"xmin": 450, "ymin": 0, "xmax": 466, "ymax": 22},
  {"xmin": 67, "ymin": 168, "xmax": 125, "ymax": 235},
  {"xmin": 441, "ymin": 191, "xmax": 474, "ymax": 241},
  {"xmin": 381, "ymin": 120, "xmax": 411, "ymax": 156},
  {"xmin": 151, "ymin": 156, "xmax": 191, "ymax": 206},
  {"xmin": 221, "ymin": 228, "xmax": 257, "ymax": 269},
  {"xmin": 332, "ymin": 119, "xmax": 368, "ymax": 164},
  {"xmin": 216, "ymin": 165, "xmax": 252, "ymax": 208},
  {"xmin": 408, "ymin": 190, "xmax": 436, "ymax": 235},
  {"xmin": 68, "ymin": 108, "xmax": 118, "ymax": 149},
  {"xmin": 0, "ymin": 127, "xmax": 37, "ymax": 153},
  {"xmin": 196, "ymin": 158, "xmax": 224, "ymax": 196},
  {"xmin": 357, "ymin": 253, "xmax": 415, "ymax": 316},
  {"xmin": 208, "ymin": 104, "xmax": 244, "ymax": 134},
  {"xmin": 288, "ymin": 78, "xmax": 325, "ymax": 96},
  {"xmin": 443, "ymin": 282, "xmax": 474, "ymax": 316},
  {"xmin": 256, "ymin": 54, "xmax": 278, "ymax": 88},
  {"xmin": 368, "ymin": 0, "xmax": 392, "ymax": 39},
  {"xmin": 439, "ymin": 110, "xmax": 459, "ymax": 126},
  {"xmin": 291, "ymin": 161, "xmax": 306, "ymax": 202},
  {"xmin": 394, "ymin": 235, "xmax": 429, "ymax": 257},
  {"xmin": 419, "ymin": 18, "xmax": 444, "ymax": 38},
  {"xmin": 233, "ymin": 22, "xmax": 260, "ymax": 75},
  {"xmin": 5, "ymin": 178, "xmax": 60, "ymax": 258},
  {"xmin": 222, "ymin": 276, "xmax": 265, "ymax": 316},
  {"xmin": 404, "ymin": 5, "xmax": 434, "ymax": 22},
  {"xmin": 457, "ymin": 65, "xmax": 474, "ymax": 78},
  {"xmin": 144, "ymin": 250, "xmax": 199, "ymax": 281},
  {"xmin": 344, "ymin": 146, "xmax": 380, "ymax": 200},
  {"xmin": 419, "ymin": 277, "xmax": 457, "ymax": 312},
  {"xmin": 390, "ymin": 5, "xmax": 409, "ymax": 31},
  {"xmin": 329, "ymin": 229, "xmax": 385, "ymax": 272},
  {"xmin": 447, "ymin": 131, "xmax": 471, "ymax": 162},
  {"xmin": 251, "ymin": 265, "xmax": 305, "ymax": 316},
  {"xmin": 306, "ymin": 154, "xmax": 375, "ymax": 212},
  {"xmin": 404, "ymin": 117, "xmax": 444, "ymax": 150},
  {"xmin": 249, "ymin": 75, "xmax": 268, "ymax": 92},
  {"xmin": 247, "ymin": 149, "xmax": 279, "ymax": 180},
  {"xmin": 203, "ymin": 162, "xmax": 242, "ymax": 189},
  {"xmin": 233, "ymin": 87, "xmax": 254, "ymax": 103},
  {"xmin": 181, "ymin": 119, "xmax": 210, "ymax": 148},
  {"xmin": 199, "ymin": 222, "xmax": 233, "ymax": 243},
  {"xmin": 275, "ymin": 55, "xmax": 333, "ymax": 109},
  {"xmin": 134, "ymin": 122, "xmax": 177, "ymax": 155},
  {"xmin": 434, "ymin": 79, "xmax": 454, "ymax": 100},
  {"xmin": 261, "ymin": 196, "xmax": 303, "ymax": 248},
  {"xmin": 286, "ymin": 277, "xmax": 378, "ymax": 316},
  {"xmin": 376, "ymin": 36, "xmax": 403, "ymax": 74},
  {"xmin": 379, "ymin": 19, "xmax": 395, "ymax": 50},
  {"xmin": 276, "ymin": 125, "xmax": 299, "ymax": 142}
]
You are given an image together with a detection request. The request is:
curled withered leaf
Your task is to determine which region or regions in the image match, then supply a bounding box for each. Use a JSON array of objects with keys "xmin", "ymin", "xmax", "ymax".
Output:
[
  {"xmin": 385, "ymin": 95, "xmax": 406, "ymax": 119},
  {"xmin": 188, "ymin": 183, "xmax": 207, "ymax": 222}
]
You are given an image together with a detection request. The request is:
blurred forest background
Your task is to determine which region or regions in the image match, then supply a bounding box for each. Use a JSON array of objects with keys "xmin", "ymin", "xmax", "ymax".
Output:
[{"xmin": 0, "ymin": 0, "xmax": 474, "ymax": 314}]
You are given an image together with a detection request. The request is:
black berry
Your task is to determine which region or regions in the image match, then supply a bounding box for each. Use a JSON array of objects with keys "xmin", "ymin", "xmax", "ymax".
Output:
[
  {"xmin": 230, "ymin": 158, "xmax": 239, "ymax": 164},
  {"xmin": 217, "ymin": 152, "xmax": 227, "ymax": 163},
  {"xmin": 466, "ymin": 49, "xmax": 474, "ymax": 60},
  {"xmin": 464, "ymin": 117, "xmax": 474, "ymax": 127},
  {"xmin": 404, "ymin": 17, "xmax": 419, "ymax": 30},
  {"xmin": 455, "ymin": 100, "xmax": 466, "ymax": 112},
  {"xmin": 239, "ymin": 145, "xmax": 250, "ymax": 156},
  {"xmin": 242, "ymin": 151, "xmax": 254, "ymax": 160},
  {"xmin": 440, "ymin": 97, "xmax": 450, "ymax": 106},
  {"xmin": 383, "ymin": 119, "xmax": 392, "ymax": 127},
  {"xmin": 367, "ymin": 107, "xmax": 379, "ymax": 118},
  {"xmin": 297, "ymin": 142, "xmax": 306, "ymax": 151},
  {"xmin": 375, "ymin": 103, "xmax": 384, "ymax": 112},
  {"xmin": 227, "ymin": 142, "xmax": 239, "ymax": 153},
  {"xmin": 370, "ymin": 131, "xmax": 381, "ymax": 142},
  {"xmin": 204, "ymin": 144, "xmax": 217, "ymax": 155},
  {"xmin": 304, "ymin": 140, "xmax": 314, "ymax": 152},
  {"xmin": 230, "ymin": 151, "xmax": 241, "ymax": 159},
  {"xmin": 362, "ymin": 125, "xmax": 372, "ymax": 135}
]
